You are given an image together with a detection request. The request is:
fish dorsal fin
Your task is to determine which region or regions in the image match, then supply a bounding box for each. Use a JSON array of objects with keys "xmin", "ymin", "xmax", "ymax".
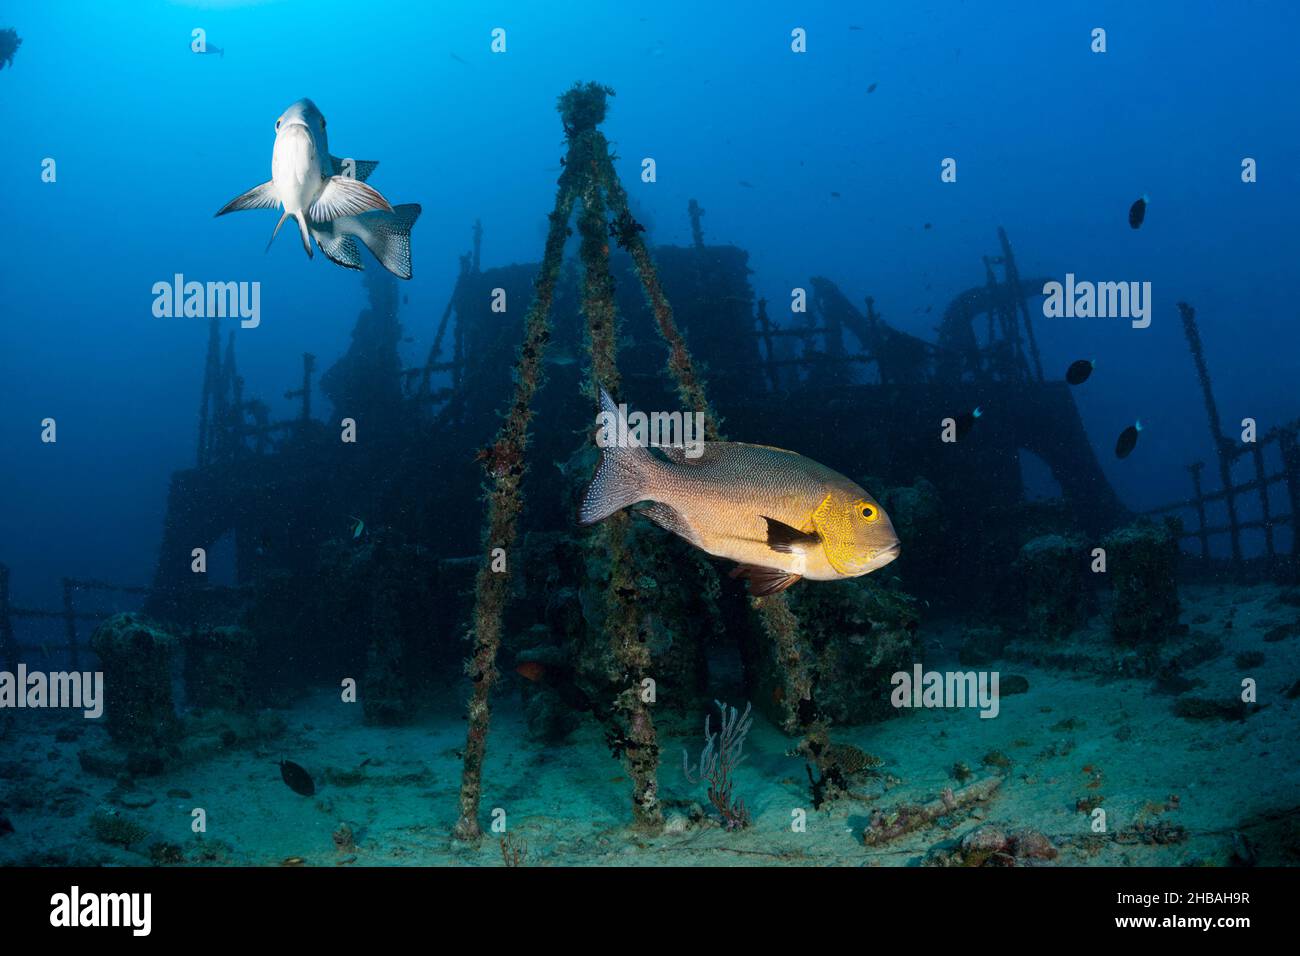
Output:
[
  {"xmin": 729, "ymin": 564, "xmax": 802, "ymax": 596},
  {"xmin": 309, "ymin": 176, "xmax": 393, "ymax": 222},
  {"xmin": 657, "ymin": 441, "xmax": 801, "ymax": 466},
  {"xmin": 330, "ymin": 155, "xmax": 379, "ymax": 182},
  {"xmin": 763, "ymin": 516, "xmax": 819, "ymax": 554}
]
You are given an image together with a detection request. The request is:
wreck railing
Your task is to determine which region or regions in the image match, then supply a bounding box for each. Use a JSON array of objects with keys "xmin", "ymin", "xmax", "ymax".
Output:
[
  {"xmin": 0, "ymin": 568, "xmax": 149, "ymax": 671},
  {"xmin": 1143, "ymin": 420, "xmax": 1300, "ymax": 566}
]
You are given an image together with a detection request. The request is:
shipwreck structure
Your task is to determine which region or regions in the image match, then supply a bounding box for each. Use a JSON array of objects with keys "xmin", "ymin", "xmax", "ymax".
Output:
[{"xmin": 6, "ymin": 81, "xmax": 1297, "ymax": 839}]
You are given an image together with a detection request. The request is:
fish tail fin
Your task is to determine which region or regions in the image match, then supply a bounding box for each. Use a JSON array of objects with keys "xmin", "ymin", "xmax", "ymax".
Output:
[
  {"xmin": 579, "ymin": 387, "xmax": 656, "ymax": 526},
  {"xmin": 357, "ymin": 203, "xmax": 421, "ymax": 279}
]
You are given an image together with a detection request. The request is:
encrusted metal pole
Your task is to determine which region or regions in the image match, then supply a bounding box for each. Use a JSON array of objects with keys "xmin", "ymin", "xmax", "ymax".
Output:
[
  {"xmin": 452, "ymin": 143, "xmax": 580, "ymax": 845},
  {"xmin": 1179, "ymin": 301, "xmax": 1241, "ymax": 562},
  {"xmin": 687, "ymin": 199, "xmax": 705, "ymax": 250},
  {"xmin": 569, "ymin": 94, "xmax": 664, "ymax": 829}
]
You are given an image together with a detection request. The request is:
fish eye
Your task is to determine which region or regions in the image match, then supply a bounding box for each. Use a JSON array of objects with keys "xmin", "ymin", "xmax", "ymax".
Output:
[
  {"xmin": 275, "ymin": 119, "xmax": 281, "ymax": 130},
  {"xmin": 860, "ymin": 503, "xmax": 879, "ymax": 522},
  {"xmin": 320, "ymin": 117, "xmax": 326, "ymax": 129}
]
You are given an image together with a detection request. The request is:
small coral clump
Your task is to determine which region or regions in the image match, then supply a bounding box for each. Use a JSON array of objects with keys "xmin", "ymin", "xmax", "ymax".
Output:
[{"xmin": 90, "ymin": 809, "xmax": 148, "ymax": 850}]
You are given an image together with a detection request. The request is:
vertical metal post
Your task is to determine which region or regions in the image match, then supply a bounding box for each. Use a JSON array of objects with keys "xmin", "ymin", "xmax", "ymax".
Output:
[
  {"xmin": 1280, "ymin": 428, "xmax": 1300, "ymax": 559},
  {"xmin": 1188, "ymin": 462, "xmax": 1210, "ymax": 561},
  {"xmin": 0, "ymin": 563, "xmax": 16, "ymax": 673},
  {"xmin": 1252, "ymin": 441, "xmax": 1274, "ymax": 562},
  {"xmin": 1179, "ymin": 302, "xmax": 1241, "ymax": 562},
  {"xmin": 62, "ymin": 578, "xmax": 78, "ymax": 671}
]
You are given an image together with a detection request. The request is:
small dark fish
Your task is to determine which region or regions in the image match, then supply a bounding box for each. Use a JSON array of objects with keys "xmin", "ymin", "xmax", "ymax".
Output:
[
  {"xmin": 196, "ymin": 44, "xmax": 224, "ymax": 58},
  {"xmin": 830, "ymin": 191, "xmax": 841, "ymax": 198},
  {"xmin": 1066, "ymin": 359, "xmax": 1095, "ymax": 385},
  {"xmin": 738, "ymin": 180, "xmax": 755, "ymax": 188},
  {"xmin": 954, "ymin": 407, "xmax": 982, "ymax": 440},
  {"xmin": 849, "ymin": 25, "xmax": 864, "ymax": 31},
  {"xmin": 1128, "ymin": 194, "xmax": 1148, "ymax": 229},
  {"xmin": 866, "ymin": 82, "xmax": 877, "ymax": 93},
  {"xmin": 1115, "ymin": 421, "xmax": 1143, "ymax": 459},
  {"xmin": 923, "ymin": 222, "xmax": 932, "ymax": 230},
  {"xmin": 279, "ymin": 760, "xmax": 315, "ymax": 796},
  {"xmin": 449, "ymin": 52, "xmax": 467, "ymax": 65}
]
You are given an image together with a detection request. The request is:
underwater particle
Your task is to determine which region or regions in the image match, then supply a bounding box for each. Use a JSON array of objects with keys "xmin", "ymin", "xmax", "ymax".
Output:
[
  {"xmin": 738, "ymin": 180, "xmax": 755, "ymax": 188},
  {"xmin": 1115, "ymin": 421, "xmax": 1142, "ymax": 459},
  {"xmin": 580, "ymin": 387, "xmax": 900, "ymax": 596},
  {"xmin": 1128, "ymin": 194, "xmax": 1148, "ymax": 229},
  {"xmin": 951, "ymin": 762, "xmax": 973, "ymax": 783},
  {"xmin": 923, "ymin": 221, "xmax": 932, "ymax": 229},
  {"xmin": 830, "ymin": 191, "xmax": 841, "ymax": 198},
  {"xmin": 1066, "ymin": 359, "xmax": 1095, "ymax": 385},
  {"xmin": 954, "ymin": 406, "xmax": 982, "ymax": 440},
  {"xmin": 866, "ymin": 81, "xmax": 877, "ymax": 92},
  {"xmin": 279, "ymin": 759, "xmax": 316, "ymax": 796},
  {"xmin": 280, "ymin": 856, "xmax": 307, "ymax": 866},
  {"xmin": 348, "ymin": 515, "xmax": 365, "ymax": 540}
]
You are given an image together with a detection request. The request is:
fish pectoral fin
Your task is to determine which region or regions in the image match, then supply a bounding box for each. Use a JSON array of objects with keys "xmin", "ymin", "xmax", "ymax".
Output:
[
  {"xmin": 330, "ymin": 155, "xmax": 379, "ymax": 182},
  {"xmin": 634, "ymin": 502, "xmax": 701, "ymax": 547},
  {"xmin": 729, "ymin": 564, "xmax": 802, "ymax": 597},
  {"xmin": 762, "ymin": 516, "xmax": 820, "ymax": 555},
  {"xmin": 216, "ymin": 181, "xmax": 278, "ymax": 216},
  {"xmin": 309, "ymin": 176, "xmax": 393, "ymax": 222}
]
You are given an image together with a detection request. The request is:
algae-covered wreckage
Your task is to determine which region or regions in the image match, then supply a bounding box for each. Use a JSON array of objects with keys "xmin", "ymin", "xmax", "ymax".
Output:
[{"xmin": 5, "ymin": 82, "xmax": 1300, "ymax": 865}]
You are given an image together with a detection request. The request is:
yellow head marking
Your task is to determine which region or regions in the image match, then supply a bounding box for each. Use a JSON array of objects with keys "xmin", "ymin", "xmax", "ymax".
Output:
[{"xmin": 811, "ymin": 493, "xmax": 858, "ymax": 575}]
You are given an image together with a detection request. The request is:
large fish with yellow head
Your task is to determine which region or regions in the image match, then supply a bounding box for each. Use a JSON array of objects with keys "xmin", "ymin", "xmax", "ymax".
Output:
[{"xmin": 579, "ymin": 389, "xmax": 900, "ymax": 595}]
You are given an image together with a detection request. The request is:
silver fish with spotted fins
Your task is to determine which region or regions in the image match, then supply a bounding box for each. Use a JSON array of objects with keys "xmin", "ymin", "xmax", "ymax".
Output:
[
  {"xmin": 216, "ymin": 98, "xmax": 422, "ymax": 279},
  {"xmin": 579, "ymin": 389, "xmax": 900, "ymax": 595}
]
